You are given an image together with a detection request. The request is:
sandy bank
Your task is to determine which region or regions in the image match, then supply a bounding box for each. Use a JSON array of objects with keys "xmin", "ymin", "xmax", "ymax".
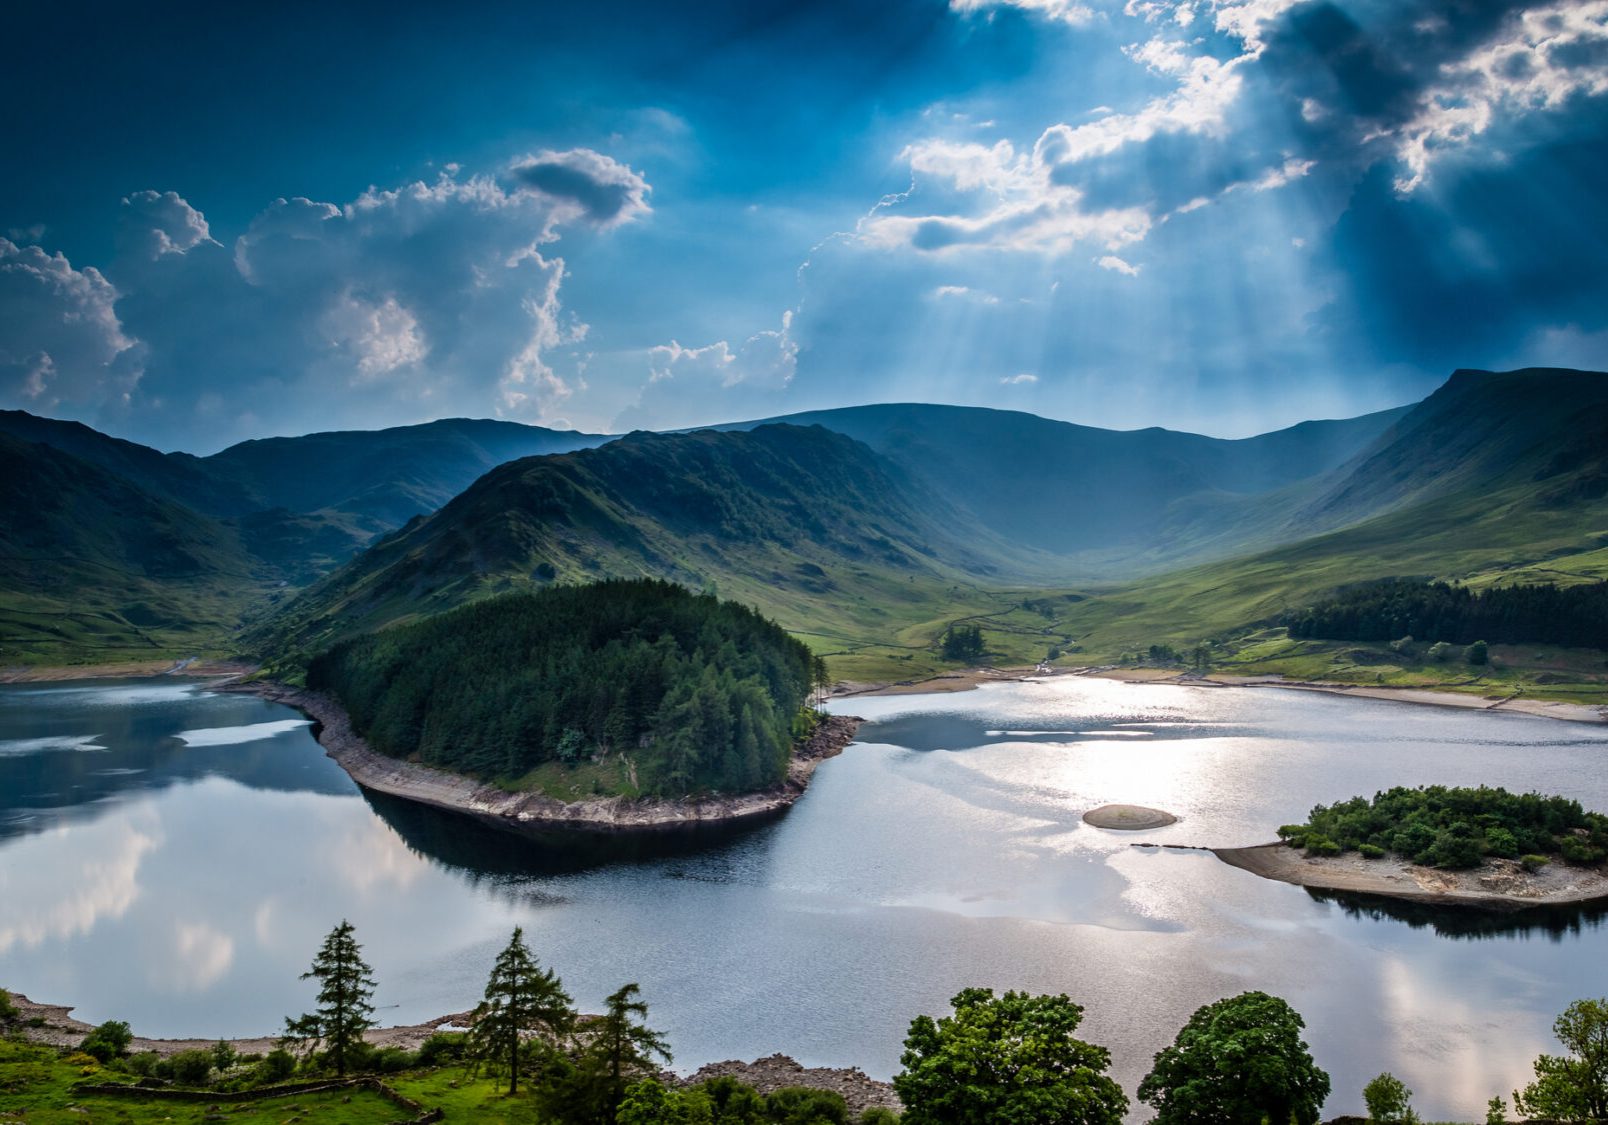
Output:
[
  {"xmin": 1083, "ymin": 804, "xmax": 1178, "ymax": 830},
  {"xmin": 1089, "ymin": 667, "xmax": 1607, "ymax": 723},
  {"xmin": 221, "ymin": 681, "xmax": 862, "ymax": 832},
  {"xmin": 0, "ymin": 658, "xmax": 257, "ymax": 684},
  {"xmin": 8, "ymin": 991, "xmax": 466, "ymax": 1058},
  {"xmin": 1215, "ymin": 842, "xmax": 1608, "ymax": 912}
]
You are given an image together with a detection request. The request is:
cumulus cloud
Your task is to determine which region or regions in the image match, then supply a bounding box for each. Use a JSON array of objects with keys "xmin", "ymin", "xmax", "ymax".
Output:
[
  {"xmin": 1095, "ymin": 254, "xmax": 1140, "ymax": 276},
  {"xmin": 951, "ymin": 0, "xmax": 1096, "ymax": 25},
  {"xmin": 1388, "ymin": 1, "xmax": 1608, "ymax": 191},
  {"xmin": 1, "ymin": 149, "xmax": 648, "ymax": 447},
  {"xmin": 119, "ymin": 190, "xmax": 217, "ymax": 259},
  {"xmin": 507, "ymin": 148, "xmax": 652, "ymax": 228},
  {"xmin": 0, "ymin": 238, "xmax": 139, "ymax": 412},
  {"xmin": 616, "ymin": 311, "xmax": 798, "ymax": 430}
]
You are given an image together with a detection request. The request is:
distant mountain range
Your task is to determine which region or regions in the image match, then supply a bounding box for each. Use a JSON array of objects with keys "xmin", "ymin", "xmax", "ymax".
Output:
[{"xmin": 3, "ymin": 367, "xmax": 1605, "ymax": 667}]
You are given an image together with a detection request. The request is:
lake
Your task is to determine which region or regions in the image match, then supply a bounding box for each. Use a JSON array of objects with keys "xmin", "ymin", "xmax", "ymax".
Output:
[{"xmin": 3, "ymin": 674, "xmax": 1606, "ymax": 1120}]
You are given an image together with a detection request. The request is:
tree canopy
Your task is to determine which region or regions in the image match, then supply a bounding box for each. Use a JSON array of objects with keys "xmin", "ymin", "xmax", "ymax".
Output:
[
  {"xmin": 1285, "ymin": 578, "xmax": 1608, "ymax": 649},
  {"xmin": 282, "ymin": 920, "xmax": 377, "ymax": 1078},
  {"xmin": 306, "ymin": 579, "xmax": 817, "ymax": 796},
  {"xmin": 1277, "ymin": 785, "xmax": 1608, "ymax": 869},
  {"xmin": 468, "ymin": 927, "xmax": 574, "ymax": 1095},
  {"xmin": 1515, "ymin": 998, "xmax": 1608, "ymax": 1121},
  {"xmin": 1137, "ymin": 991, "xmax": 1330, "ymax": 1125},
  {"xmin": 893, "ymin": 987, "xmax": 1128, "ymax": 1125}
]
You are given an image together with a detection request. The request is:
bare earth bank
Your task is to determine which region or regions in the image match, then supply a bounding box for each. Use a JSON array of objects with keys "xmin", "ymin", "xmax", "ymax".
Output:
[
  {"xmin": 1215, "ymin": 842, "xmax": 1608, "ymax": 912},
  {"xmin": 221, "ymin": 681, "xmax": 863, "ymax": 832}
]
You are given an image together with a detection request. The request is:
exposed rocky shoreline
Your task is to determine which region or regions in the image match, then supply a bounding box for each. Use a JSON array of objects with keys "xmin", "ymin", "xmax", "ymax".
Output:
[
  {"xmin": 672, "ymin": 1054, "xmax": 899, "ymax": 1115},
  {"xmin": 219, "ymin": 680, "xmax": 863, "ymax": 833},
  {"xmin": 1215, "ymin": 841, "xmax": 1608, "ymax": 912}
]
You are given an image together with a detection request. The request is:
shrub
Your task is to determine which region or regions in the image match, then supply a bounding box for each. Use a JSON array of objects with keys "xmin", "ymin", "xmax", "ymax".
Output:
[
  {"xmin": 416, "ymin": 1032, "xmax": 468, "ymax": 1067},
  {"xmin": 1358, "ymin": 843, "xmax": 1386, "ymax": 859},
  {"xmin": 1428, "ymin": 641, "xmax": 1452, "ymax": 662},
  {"xmin": 211, "ymin": 1040, "xmax": 236, "ymax": 1073},
  {"xmin": 79, "ymin": 1019, "xmax": 133, "ymax": 1062},
  {"xmin": 1486, "ymin": 1094, "xmax": 1507, "ymax": 1124},
  {"xmin": 371, "ymin": 1046, "xmax": 415, "ymax": 1074},
  {"xmin": 125, "ymin": 1051, "xmax": 161, "ymax": 1077},
  {"xmin": 859, "ymin": 1110, "xmax": 901, "ymax": 1124},
  {"xmin": 1304, "ymin": 835, "xmax": 1342, "ymax": 857},
  {"xmin": 256, "ymin": 1048, "xmax": 296, "ymax": 1084},
  {"xmin": 1561, "ymin": 835, "xmax": 1608, "ymax": 866},
  {"xmin": 0, "ymin": 989, "xmax": 17, "ymax": 1023},
  {"xmin": 169, "ymin": 1048, "xmax": 214, "ymax": 1086},
  {"xmin": 1521, "ymin": 854, "xmax": 1551, "ymax": 873},
  {"xmin": 766, "ymin": 1086, "xmax": 849, "ymax": 1125},
  {"xmin": 1363, "ymin": 1071, "xmax": 1418, "ymax": 1124},
  {"xmin": 1484, "ymin": 827, "xmax": 1520, "ymax": 858},
  {"xmin": 1467, "ymin": 640, "xmax": 1489, "ymax": 665}
]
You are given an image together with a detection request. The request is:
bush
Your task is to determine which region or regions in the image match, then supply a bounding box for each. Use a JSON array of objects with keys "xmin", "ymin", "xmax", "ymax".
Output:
[
  {"xmin": 1486, "ymin": 1094, "xmax": 1507, "ymax": 1124},
  {"xmin": 256, "ymin": 1048, "xmax": 296, "ymax": 1084},
  {"xmin": 125, "ymin": 1051, "xmax": 161, "ymax": 1077},
  {"xmin": 1484, "ymin": 827, "xmax": 1520, "ymax": 858},
  {"xmin": 1304, "ymin": 835, "xmax": 1342, "ymax": 857},
  {"xmin": 79, "ymin": 1019, "xmax": 133, "ymax": 1062},
  {"xmin": 1522, "ymin": 854, "xmax": 1551, "ymax": 873},
  {"xmin": 416, "ymin": 1032, "xmax": 468, "ymax": 1067},
  {"xmin": 766, "ymin": 1086, "xmax": 848, "ymax": 1125},
  {"xmin": 0, "ymin": 989, "xmax": 17, "ymax": 1023},
  {"xmin": 211, "ymin": 1040, "xmax": 236, "ymax": 1074},
  {"xmin": 1363, "ymin": 1071, "xmax": 1418, "ymax": 1124},
  {"xmin": 1467, "ymin": 640, "xmax": 1489, "ymax": 665},
  {"xmin": 1358, "ymin": 843, "xmax": 1386, "ymax": 859},
  {"xmin": 1428, "ymin": 641, "xmax": 1453, "ymax": 662},
  {"xmin": 169, "ymin": 1048, "xmax": 214, "ymax": 1086},
  {"xmin": 859, "ymin": 1110, "xmax": 901, "ymax": 1125},
  {"xmin": 370, "ymin": 1046, "xmax": 415, "ymax": 1074}
]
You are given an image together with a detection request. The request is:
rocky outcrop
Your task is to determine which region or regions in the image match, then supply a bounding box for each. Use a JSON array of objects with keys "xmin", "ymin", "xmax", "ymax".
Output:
[
  {"xmin": 220, "ymin": 681, "xmax": 862, "ymax": 833},
  {"xmin": 674, "ymin": 1054, "xmax": 900, "ymax": 1116}
]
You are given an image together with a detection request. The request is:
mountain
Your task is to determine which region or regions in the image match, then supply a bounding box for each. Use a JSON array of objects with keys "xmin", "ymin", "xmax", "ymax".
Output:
[
  {"xmin": 1058, "ymin": 368, "xmax": 1608, "ymax": 656},
  {"xmin": 714, "ymin": 402, "xmax": 1410, "ymax": 571},
  {"xmin": 253, "ymin": 424, "xmax": 1067, "ymax": 661},
  {"xmin": 0, "ymin": 434, "xmax": 272, "ymax": 663},
  {"xmin": 201, "ymin": 418, "xmax": 609, "ymax": 530}
]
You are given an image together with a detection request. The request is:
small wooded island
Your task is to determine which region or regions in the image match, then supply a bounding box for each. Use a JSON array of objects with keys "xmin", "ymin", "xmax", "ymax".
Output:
[
  {"xmin": 243, "ymin": 580, "xmax": 860, "ymax": 831},
  {"xmin": 1217, "ymin": 785, "xmax": 1608, "ymax": 911}
]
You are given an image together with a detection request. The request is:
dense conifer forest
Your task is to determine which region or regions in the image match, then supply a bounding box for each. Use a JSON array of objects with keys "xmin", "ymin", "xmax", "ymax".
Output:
[
  {"xmin": 1285, "ymin": 578, "xmax": 1608, "ymax": 648},
  {"xmin": 305, "ymin": 580, "xmax": 819, "ymax": 796}
]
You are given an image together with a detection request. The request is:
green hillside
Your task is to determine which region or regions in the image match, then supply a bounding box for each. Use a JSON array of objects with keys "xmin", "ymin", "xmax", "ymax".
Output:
[
  {"xmin": 0, "ymin": 434, "xmax": 276, "ymax": 664},
  {"xmin": 252, "ymin": 424, "xmax": 1069, "ymax": 668}
]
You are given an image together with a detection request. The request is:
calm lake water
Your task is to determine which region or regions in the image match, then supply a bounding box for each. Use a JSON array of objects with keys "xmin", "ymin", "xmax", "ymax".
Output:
[{"xmin": 3, "ymin": 675, "xmax": 1607, "ymax": 1120}]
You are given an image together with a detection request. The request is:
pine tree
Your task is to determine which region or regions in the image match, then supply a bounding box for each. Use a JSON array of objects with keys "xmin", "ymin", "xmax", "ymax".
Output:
[
  {"xmin": 282, "ymin": 920, "xmax": 377, "ymax": 1077},
  {"xmin": 469, "ymin": 927, "xmax": 574, "ymax": 1095},
  {"xmin": 584, "ymin": 983, "xmax": 672, "ymax": 1118}
]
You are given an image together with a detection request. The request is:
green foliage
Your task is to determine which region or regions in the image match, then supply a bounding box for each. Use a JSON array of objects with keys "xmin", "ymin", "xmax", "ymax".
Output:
[
  {"xmin": 1286, "ymin": 577, "xmax": 1608, "ymax": 649},
  {"xmin": 1283, "ymin": 785, "xmax": 1608, "ymax": 869},
  {"xmin": 577, "ymin": 982, "xmax": 673, "ymax": 1121},
  {"xmin": 169, "ymin": 1047, "xmax": 215, "ymax": 1086},
  {"xmin": 1362, "ymin": 1072, "xmax": 1418, "ymax": 1124},
  {"xmin": 416, "ymin": 1032, "xmax": 469, "ymax": 1067},
  {"xmin": 1427, "ymin": 641, "xmax": 1453, "ymax": 662},
  {"xmin": 307, "ymin": 580, "xmax": 815, "ymax": 797},
  {"xmin": 858, "ymin": 1109, "xmax": 901, "ymax": 1125},
  {"xmin": 257, "ymin": 1047, "xmax": 297, "ymax": 1083},
  {"xmin": 78, "ymin": 1019, "xmax": 133, "ymax": 1062},
  {"xmin": 1522, "ymin": 853, "xmax": 1551, "ymax": 872},
  {"xmin": 1137, "ymin": 991, "xmax": 1330, "ymax": 1125},
  {"xmin": 468, "ymin": 927, "xmax": 574, "ymax": 1095},
  {"xmin": 940, "ymin": 625, "xmax": 984, "ymax": 662},
  {"xmin": 1358, "ymin": 843, "xmax": 1386, "ymax": 859},
  {"xmin": 0, "ymin": 989, "xmax": 16, "ymax": 1024},
  {"xmin": 893, "ymin": 987, "xmax": 1127, "ymax": 1125},
  {"xmin": 765, "ymin": 1086, "xmax": 848, "ymax": 1125},
  {"xmin": 1514, "ymin": 998, "xmax": 1608, "ymax": 1121},
  {"xmin": 283, "ymin": 919, "xmax": 378, "ymax": 1078},
  {"xmin": 1486, "ymin": 1094, "xmax": 1507, "ymax": 1124},
  {"xmin": 212, "ymin": 1039, "xmax": 237, "ymax": 1074}
]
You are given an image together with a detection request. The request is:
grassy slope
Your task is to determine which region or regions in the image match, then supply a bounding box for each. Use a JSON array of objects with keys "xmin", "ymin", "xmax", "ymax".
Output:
[{"xmin": 0, "ymin": 435, "xmax": 284, "ymax": 667}]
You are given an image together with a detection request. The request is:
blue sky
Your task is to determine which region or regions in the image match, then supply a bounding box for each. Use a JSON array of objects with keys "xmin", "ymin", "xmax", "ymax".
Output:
[{"xmin": 3, "ymin": 0, "xmax": 1606, "ymax": 451}]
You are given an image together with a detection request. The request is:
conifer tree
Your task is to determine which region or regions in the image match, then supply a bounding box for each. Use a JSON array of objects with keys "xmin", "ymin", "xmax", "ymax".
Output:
[
  {"xmin": 469, "ymin": 927, "xmax": 574, "ymax": 1095},
  {"xmin": 585, "ymin": 983, "xmax": 672, "ymax": 1116},
  {"xmin": 282, "ymin": 920, "xmax": 377, "ymax": 1077}
]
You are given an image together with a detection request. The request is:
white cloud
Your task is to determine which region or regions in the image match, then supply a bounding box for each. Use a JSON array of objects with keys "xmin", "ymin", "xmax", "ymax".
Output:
[
  {"xmin": 933, "ymin": 284, "xmax": 1001, "ymax": 303},
  {"xmin": 325, "ymin": 292, "xmax": 429, "ymax": 380},
  {"xmin": 120, "ymin": 190, "xmax": 217, "ymax": 259},
  {"xmin": 1000, "ymin": 372, "xmax": 1039, "ymax": 384},
  {"xmin": 1096, "ymin": 254, "xmax": 1140, "ymax": 276},
  {"xmin": 951, "ymin": 0, "xmax": 1097, "ymax": 25},
  {"xmin": 1389, "ymin": 0, "xmax": 1608, "ymax": 192},
  {"xmin": 647, "ymin": 309, "xmax": 796, "ymax": 391},
  {"xmin": 0, "ymin": 238, "xmax": 139, "ymax": 414}
]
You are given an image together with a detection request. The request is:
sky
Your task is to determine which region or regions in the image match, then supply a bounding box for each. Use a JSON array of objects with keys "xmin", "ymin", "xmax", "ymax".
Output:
[{"xmin": 2, "ymin": 0, "xmax": 1607, "ymax": 452}]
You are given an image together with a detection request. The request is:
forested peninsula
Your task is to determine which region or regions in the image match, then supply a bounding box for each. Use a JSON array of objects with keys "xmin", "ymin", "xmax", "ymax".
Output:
[{"xmin": 242, "ymin": 581, "xmax": 860, "ymax": 831}]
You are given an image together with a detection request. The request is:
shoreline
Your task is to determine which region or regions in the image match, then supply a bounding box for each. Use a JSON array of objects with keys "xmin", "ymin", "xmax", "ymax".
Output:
[
  {"xmin": 838, "ymin": 664, "xmax": 1607, "ymax": 724},
  {"xmin": 222, "ymin": 680, "xmax": 863, "ymax": 833},
  {"xmin": 1214, "ymin": 841, "xmax": 1608, "ymax": 912}
]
